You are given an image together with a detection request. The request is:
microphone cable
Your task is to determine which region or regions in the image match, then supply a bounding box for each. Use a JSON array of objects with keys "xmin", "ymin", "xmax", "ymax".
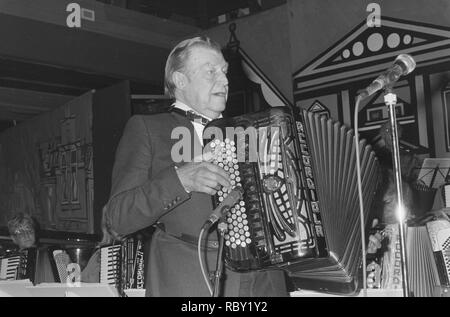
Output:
[
  {"xmin": 197, "ymin": 226, "xmax": 213, "ymax": 296},
  {"xmin": 354, "ymin": 94, "xmax": 368, "ymax": 297}
]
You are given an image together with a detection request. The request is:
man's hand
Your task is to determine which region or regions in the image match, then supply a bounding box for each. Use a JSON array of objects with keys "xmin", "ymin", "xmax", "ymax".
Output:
[
  {"xmin": 176, "ymin": 161, "xmax": 231, "ymax": 195},
  {"xmin": 366, "ymin": 261, "xmax": 382, "ymax": 289},
  {"xmin": 367, "ymin": 232, "xmax": 383, "ymax": 254},
  {"xmin": 367, "ymin": 218, "xmax": 384, "ymax": 254}
]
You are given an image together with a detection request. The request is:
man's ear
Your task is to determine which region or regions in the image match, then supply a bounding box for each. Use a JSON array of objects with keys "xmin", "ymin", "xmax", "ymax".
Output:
[{"xmin": 173, "ymin": 71, "xmax": 188, "ymax": 90}]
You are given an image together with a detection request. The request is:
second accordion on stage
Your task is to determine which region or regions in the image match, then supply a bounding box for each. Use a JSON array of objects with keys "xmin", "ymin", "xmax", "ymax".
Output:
[{"xmin": 203, "ymin": 107, "xmax": 381, "ymax": 294}]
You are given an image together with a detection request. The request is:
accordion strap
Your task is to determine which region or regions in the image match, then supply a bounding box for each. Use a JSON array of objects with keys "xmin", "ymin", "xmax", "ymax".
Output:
[{"xmin": 154, "ymin": 223, "xmax": 219, "ymax": 249}]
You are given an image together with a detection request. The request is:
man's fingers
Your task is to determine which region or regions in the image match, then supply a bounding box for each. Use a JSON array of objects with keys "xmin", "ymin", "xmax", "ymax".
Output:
[
  {"xmin": 203, "ymin": 163, "xmax": 230, "ymax": 180},
  {"xmin": 201, "ymin": 150, "xmax": 214, "ymax": 162},
  {"xmin": 215, "ymin": 173, "xmax": 231, "ymax": 189},
  {"xmin": 179, "ymin": 161, "xmax": 232, "ymax": 194},
  {"xmin": 192, "ymin": 151, "xmax": 214, "ymax": 163},
  {"xmin": 369, "ymin": 235, "xmax": 382, "ymax": 248},
  {"xmin": 208, "ymin": 172, "xmax": 231, "ymax": 189},
  {"xmin": 371, "ymin": 218, "xmax": 379, "ymax": 228},
  {"xmin": 202, "ymin": 173, "xmax": 230, "ymax": 190},
  {"xmin": 203, "ymin": 152, "xmax": 213, "ymax": 162},
  {"xmin": 198, "ymin": 185, "xmax": 217, "ymax": 196},
  {"xmin": 201, "ymin": 178, "xmax": 219, "ymax": 190}
]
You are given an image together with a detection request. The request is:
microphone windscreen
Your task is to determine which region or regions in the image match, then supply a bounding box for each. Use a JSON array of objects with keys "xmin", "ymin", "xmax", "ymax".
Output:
[{"xmin": 395, "ymin": 54, "xmax": 416, "ymax": 75}]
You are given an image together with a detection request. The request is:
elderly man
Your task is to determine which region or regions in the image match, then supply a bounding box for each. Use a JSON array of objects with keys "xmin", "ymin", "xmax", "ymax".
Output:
[{"xmin": 104, "ymin": 36, "xmax": 288, "ymax": 297}]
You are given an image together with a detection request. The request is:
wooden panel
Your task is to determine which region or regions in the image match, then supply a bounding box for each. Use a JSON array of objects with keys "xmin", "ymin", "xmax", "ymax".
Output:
[
  {"xmin": 0, "ymin": 91, "xmax": 95, "ymax": 234},
  {"xmin": 92, "ymin": 81, "xmax": 131, "ymax": 234}
]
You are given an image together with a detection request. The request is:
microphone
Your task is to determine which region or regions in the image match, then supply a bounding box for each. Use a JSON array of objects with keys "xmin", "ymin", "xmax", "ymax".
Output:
[
  {"xmin": 203, "ymin": 186, "xmax": 244, "ymax": 228},
  {"xmin": 359, "ymin": 54, "xmax": 416, "ymax": 100}
]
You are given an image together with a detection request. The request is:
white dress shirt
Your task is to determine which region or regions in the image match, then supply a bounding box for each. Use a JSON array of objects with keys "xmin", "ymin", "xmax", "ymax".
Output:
[{"xmin": 173, "ymin": 101, "xmax": 217, "ymax": 146}]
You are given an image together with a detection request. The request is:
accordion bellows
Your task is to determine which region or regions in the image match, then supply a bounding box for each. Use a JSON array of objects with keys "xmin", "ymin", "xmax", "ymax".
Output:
[{"xmin": 204, "ymin": 107, "xmax": 381, "ymax": 294}]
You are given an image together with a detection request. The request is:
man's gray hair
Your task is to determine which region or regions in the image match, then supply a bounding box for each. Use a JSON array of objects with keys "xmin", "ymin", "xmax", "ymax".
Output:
[{"xmin": 164, "ymin": 36, "xmax": 223, "ymax": 98}]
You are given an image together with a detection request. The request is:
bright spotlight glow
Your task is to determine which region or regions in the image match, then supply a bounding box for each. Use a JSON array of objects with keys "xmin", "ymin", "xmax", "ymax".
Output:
[{"xmin": 396, "ymin": 203, "xmax": 406, "ymax": 222}]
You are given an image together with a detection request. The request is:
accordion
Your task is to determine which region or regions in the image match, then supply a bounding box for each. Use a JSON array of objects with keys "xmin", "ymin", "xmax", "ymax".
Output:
[
  {"xmin": 100, "ymin": 234, "xmax": 145, "ymax": 295},
  {"xmin": 0, "ymin": 248, "xmax": 36, "ymax": 283},
  {"xmin": 203, "ymin": 107, "xmax": 381, "ymax": 294},
  {"xmin": 426, "ymin": 219, "xmax": 450, "ymax": 291},
  {"xmin": 366, "ymin": 221, "xmax": 450, "ymax": 297}
]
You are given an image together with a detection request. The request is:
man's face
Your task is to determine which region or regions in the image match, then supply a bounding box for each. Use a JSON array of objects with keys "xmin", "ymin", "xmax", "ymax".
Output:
[
  {"xmin": 11, "ymin": 229, "xmax": 36, "ymax": 250},
  {"xmin": 179, "ymin": 46, "xmax": 229, "ymax": 119}
]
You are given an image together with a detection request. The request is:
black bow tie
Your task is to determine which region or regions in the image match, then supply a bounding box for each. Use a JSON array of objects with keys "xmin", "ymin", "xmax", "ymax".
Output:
[{"xmin": 169, "ymin": 107, "xmax": 210, "ymax": 126}]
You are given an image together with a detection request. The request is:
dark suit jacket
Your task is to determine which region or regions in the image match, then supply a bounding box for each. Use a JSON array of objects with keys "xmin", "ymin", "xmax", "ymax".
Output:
[{"xmin": 105, "ymin": 111, "xmax": 287, "ymax": 297}]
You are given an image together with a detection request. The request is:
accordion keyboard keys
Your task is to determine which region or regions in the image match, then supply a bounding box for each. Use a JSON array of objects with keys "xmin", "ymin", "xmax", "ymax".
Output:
[
  {"xmin": 99, "ymin": 237, "xmax": 146, "ymax": 294},
  {"xmin": 212, "ymin": 138, "xmax": 251, "ymax": 250},
  {"xmin": 437, "ymin": 229, "xmax": 450, "ymax": 284},
  {"xmin": 100, "ymin": 245, "xmax": 121, "ymax": 285},
  {"xmin": 0, "ymin": 256, "xmax": 21, "ymax": 280},
  {"xmin": 426, "ymin": 220, "xmax": 450, "ymax": 286},
  {"xmin": 444, "ymin": 184, "xmax": 450, "ymax": 208},
  {"xmin": 0, "ymin": 250, "xmax": 35, "ymax": 283}
]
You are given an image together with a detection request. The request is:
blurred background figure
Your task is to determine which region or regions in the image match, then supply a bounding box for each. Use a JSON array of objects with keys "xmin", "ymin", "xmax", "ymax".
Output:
[
  {"xmin": 372, "ymin": 121, "xmax": 422, "ymax": 223},
  {"xmin": 8, "ymin": 213, "xmax": 39, "ymax": 251},
  {"xmin": 7, "ymin": 212, "xmax": 56, "ymax": 284}
]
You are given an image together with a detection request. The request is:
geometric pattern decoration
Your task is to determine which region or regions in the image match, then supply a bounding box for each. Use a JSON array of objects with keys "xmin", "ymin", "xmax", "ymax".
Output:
[
  {"xmin": 323, "ymin": 26, "xmax": 441, "ymax": 67},
  {"xmin": 307, "ymin": 100, "xmax": 330, "ymax": 119},
  {"xmin": 293, "ymin": 17, "xmax": 450, "ymax": 95},
  {"xmin": 239, "ymin": 47, "xmax": 293, "ymax": 108}
]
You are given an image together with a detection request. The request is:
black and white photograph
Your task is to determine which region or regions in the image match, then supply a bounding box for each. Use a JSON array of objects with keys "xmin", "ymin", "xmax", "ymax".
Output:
[{"xmin": 0, "ymin": 0, "xmax": 449, "ymax": 304}]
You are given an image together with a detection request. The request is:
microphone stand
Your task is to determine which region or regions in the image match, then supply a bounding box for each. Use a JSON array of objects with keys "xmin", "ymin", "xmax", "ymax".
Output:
[
  {"xmin": 212, "ymin": 219, "xmax": 228, "ymax": 297},
  {"xmin": 384, "ymin": 86, "xmax": 410, "ymax": 297}
]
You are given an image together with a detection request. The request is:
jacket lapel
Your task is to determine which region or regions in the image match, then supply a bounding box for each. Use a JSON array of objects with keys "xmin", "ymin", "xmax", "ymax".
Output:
[{"xmin": 170, "ymin": 112, "xmax": 203, "ymax": 163}]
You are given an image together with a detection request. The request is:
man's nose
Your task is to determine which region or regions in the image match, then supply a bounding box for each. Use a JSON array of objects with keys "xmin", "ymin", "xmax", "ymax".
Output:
[{"xmin": 217, "ymin": 71, "xmax": 228, "ymax": 85}]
